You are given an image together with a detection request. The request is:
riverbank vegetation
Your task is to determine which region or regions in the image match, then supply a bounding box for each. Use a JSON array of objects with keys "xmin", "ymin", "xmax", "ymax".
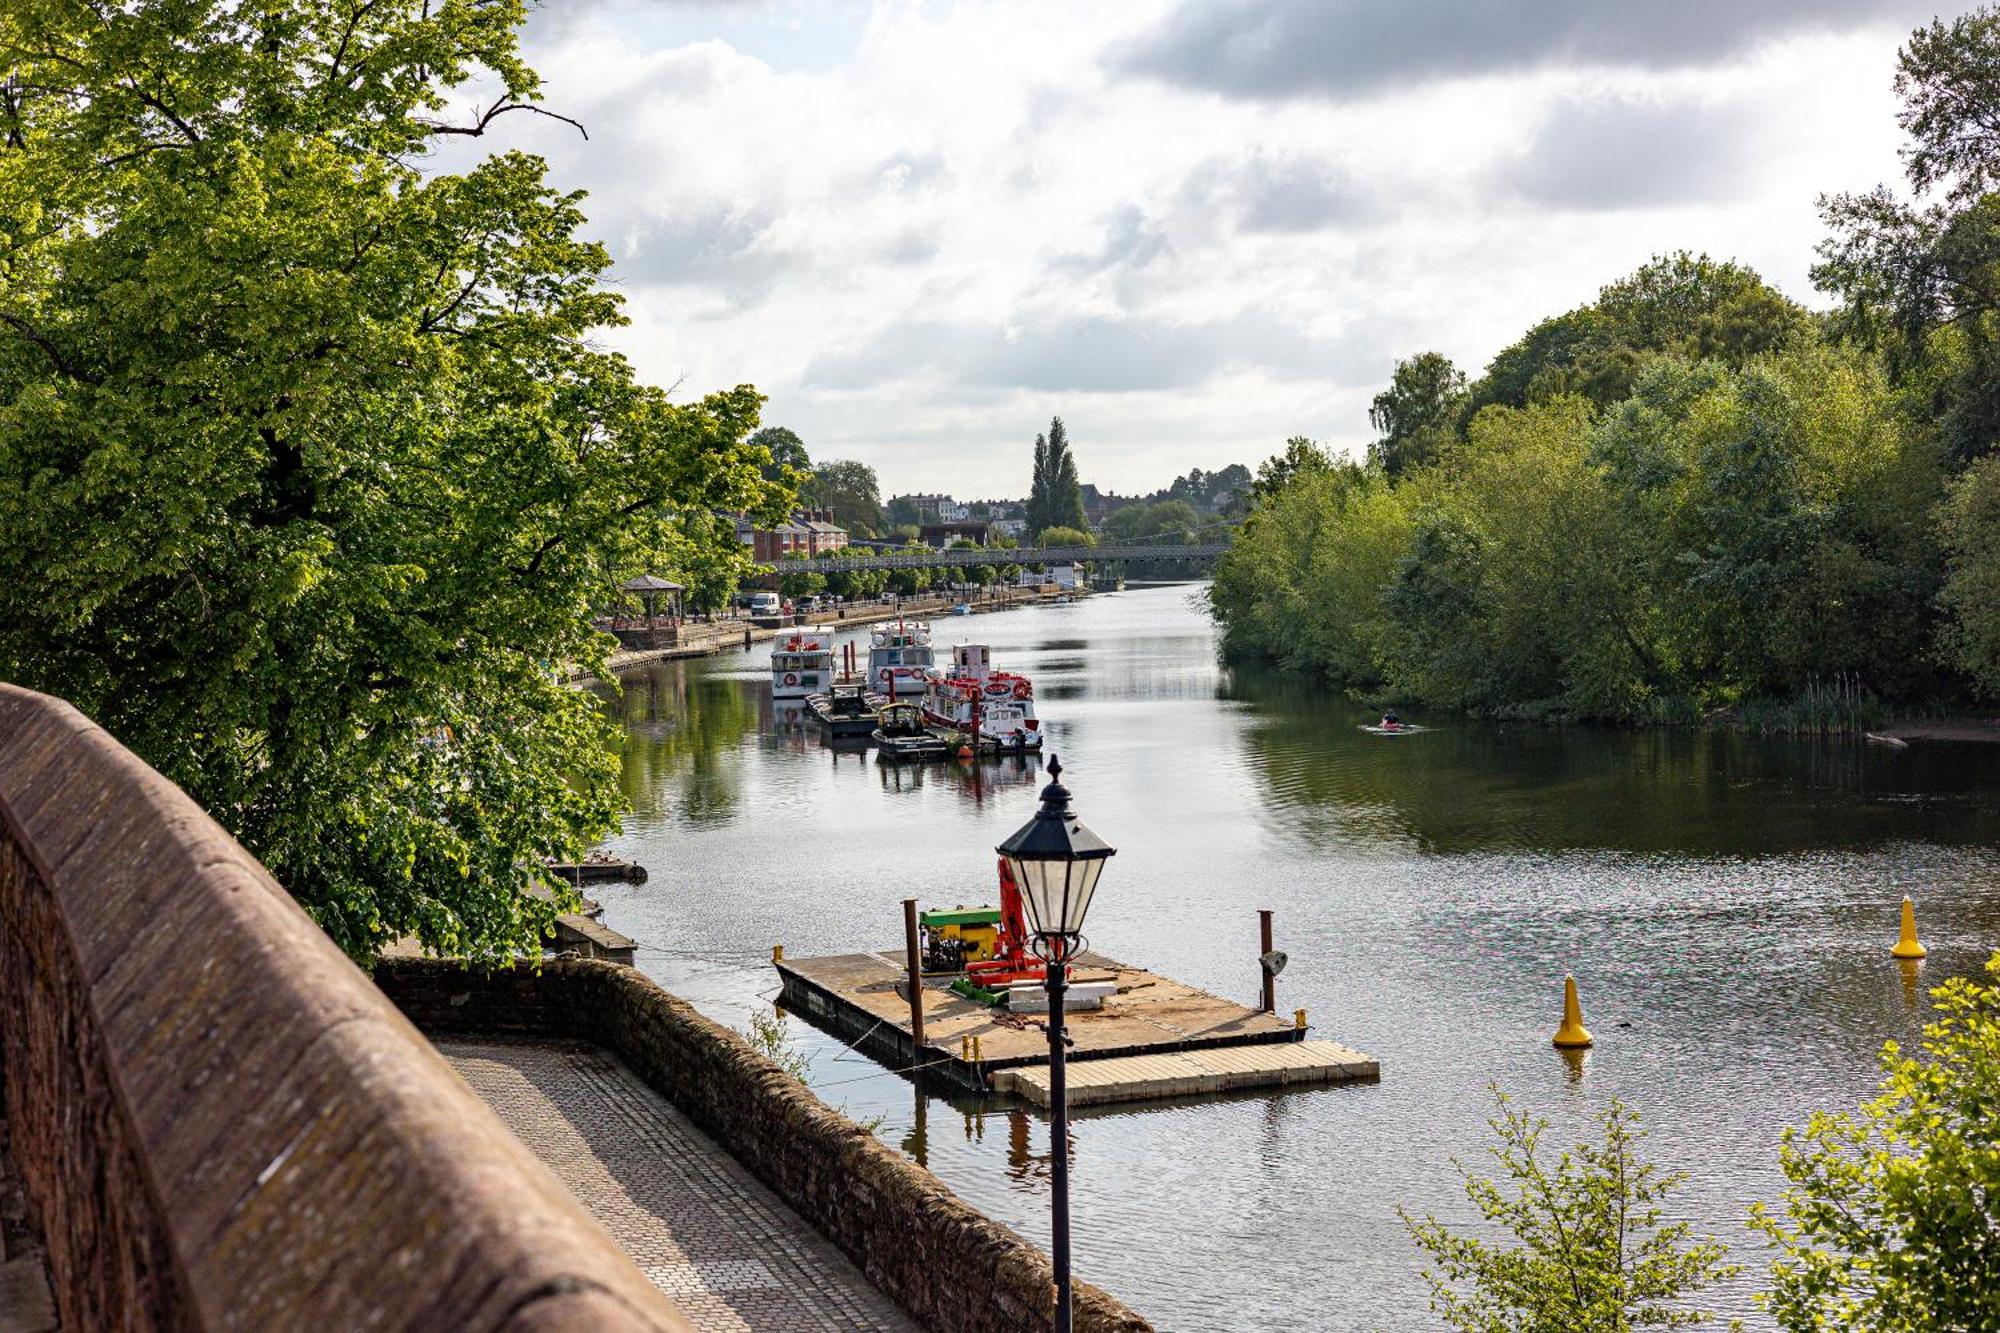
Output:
[
  {"xmin": 1213, "ymin": 10, "xmax": 2000, "ymax": 729},
  {"xmin": 0, "ymin": 0, "xmax": 789, "ymax": 960}
]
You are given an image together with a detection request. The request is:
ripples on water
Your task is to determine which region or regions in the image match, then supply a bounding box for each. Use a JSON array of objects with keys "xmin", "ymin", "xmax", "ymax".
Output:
[{"xmin": 591, "ymin": 586, "xmax": 2000, "ymax": 1331}]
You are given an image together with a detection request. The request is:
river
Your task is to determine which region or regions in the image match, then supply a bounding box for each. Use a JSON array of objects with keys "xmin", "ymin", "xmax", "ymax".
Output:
[{"xmin": 590, "ymin": 583, "xmax": 2000, "ymax": 1331}]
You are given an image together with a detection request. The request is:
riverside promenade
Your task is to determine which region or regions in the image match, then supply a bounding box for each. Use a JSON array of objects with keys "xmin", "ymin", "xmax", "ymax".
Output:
[
  {"xmin": 0, "ymin": 680, "xmax": 1150, "ymax": 1332},
  {"xmin": 599, "ymin": 585, "xmax": 1072, "ymax": 674},
  {"xmin": 441, "ymin": 1040, "xmax": 916, "ymax": 1332}
]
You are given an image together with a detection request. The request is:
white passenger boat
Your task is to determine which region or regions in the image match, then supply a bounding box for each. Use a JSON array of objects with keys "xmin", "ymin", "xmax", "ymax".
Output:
[
  {"xmin": 867, "ymin": 621, "xmax": 935, "ymax": 698},
  {"xmin": 921, "ymin": 643, "xmax": 1041, "ymax": 750},
  {"xmin": 771, "ymin": 631, "xmax": 836, "ymax": 700}
]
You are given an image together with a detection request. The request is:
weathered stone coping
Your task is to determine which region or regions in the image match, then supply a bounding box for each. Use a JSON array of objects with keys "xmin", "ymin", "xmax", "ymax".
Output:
[
  {"xmin": 376, "ymin": 957, "xmax": 1156, "ymax": 1333},
  {"xmin": 0, "ymin": 684, "xmax": 687, "ymax": 1333}
]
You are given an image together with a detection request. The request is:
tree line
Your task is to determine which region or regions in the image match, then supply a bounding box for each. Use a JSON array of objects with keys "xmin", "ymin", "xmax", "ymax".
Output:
[{"xmin": 1213, "ymin": 10, "xmax": 2000, "ymax": 729}]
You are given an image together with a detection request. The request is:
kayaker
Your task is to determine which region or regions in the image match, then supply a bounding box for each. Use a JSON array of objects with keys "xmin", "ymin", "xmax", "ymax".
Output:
[{"xmin": 1380, "ymin": 709, "xmax": 1401, "ymax": 730}]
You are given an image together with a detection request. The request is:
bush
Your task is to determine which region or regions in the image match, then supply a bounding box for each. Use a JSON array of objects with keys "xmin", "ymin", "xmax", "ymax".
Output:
[
  {"xmin": 1751, "ymin": 954, "xmax": 2000, "ymax": 1330},
  {"xmin": 1401, "ymin": 1088, "xmax": 1740, "ymax": 1330}
]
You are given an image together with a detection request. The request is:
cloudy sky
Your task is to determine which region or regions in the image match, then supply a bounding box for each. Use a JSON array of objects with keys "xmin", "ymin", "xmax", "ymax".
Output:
[{"xmin": 478, "ymin": 0, "xmax": 1945, "ymax": 496}]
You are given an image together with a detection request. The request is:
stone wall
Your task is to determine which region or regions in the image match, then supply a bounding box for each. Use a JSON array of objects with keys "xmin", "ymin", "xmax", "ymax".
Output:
[
  {"xmin": 0, "ymin": 684, "xmax": 689, "ymax": 1333},
  {"xmin": 377, "ymin": 957, "xmax": 1156, "ymax": 1333}
]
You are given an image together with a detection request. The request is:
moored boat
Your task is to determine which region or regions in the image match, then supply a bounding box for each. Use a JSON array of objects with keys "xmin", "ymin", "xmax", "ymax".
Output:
[
  {"xmin": 867, "ymin": 620, "xmax": 935, "ymax": 698},
  {"xmin": 771, "ymin": 630, "xmax": 836, "ymax": 700},
  {"xmin": 921, "ymin": 643, "xmax": 1042, "ymax": 751},
  {"xmin": 806, "ymin": 681, "xmax": 884, "ymax": 740},
  {"xmin": 873, "ymin": 701, "xmax": 952, "ymax": 762}
]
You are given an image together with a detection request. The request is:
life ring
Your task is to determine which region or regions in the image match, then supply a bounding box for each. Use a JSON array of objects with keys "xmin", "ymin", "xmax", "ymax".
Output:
[
  {"xmin": 784, "ymin": 672, "xmax": 798, "ymax": 686},
  {"xmin": 879, "ymin": 667, "xmax": 894, "ymax": 685},
  {"xmin": 1013, "ymin": 680, "xmax": 1032, "ymax": 700},
  {"xmin": 985, "ymin": 681, "xmax": 1010, "ymax": 696}
]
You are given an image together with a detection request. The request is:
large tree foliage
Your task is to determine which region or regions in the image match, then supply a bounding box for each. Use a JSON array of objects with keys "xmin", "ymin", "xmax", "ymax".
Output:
[
  {"xmin": 1460, "ymin": 255, "xmax": 1810, "ymax": 423},
  {"xmin": 0, "ymin": 0, "xmax": 783, "ymax": 961},
  {"xmin": 750, "ymin": 425, "xmax": 810, "ymax": 481},
  {"xmin": 1369, "ymin": 352, "xmax": 1465, "ymax": 477},
  {"xmin": 1216, "ymin": 333, "xmax": 1939, "ymax": 721},
  {"xmin": 1937, "ymin": 454, "xmax": 2000, "ymax": 693},
  {"xmin": 806, "ymin": 459, "xmax": 883, "ymax": 536},
  {"xmin": 1401, "ymin": 1090, "xmax": 1739, "ymax": 1331},
  {"xmin": 1751, "ymin": 955, "xmax": 2000, "ymax": 1331},
  {"xmin": 1249, "ymin": 435, "xmax": 1336, "ymax": 503},
  {"xmin": 1817, "ymin": 7, "xmax": 2000, "ymax": 463}
]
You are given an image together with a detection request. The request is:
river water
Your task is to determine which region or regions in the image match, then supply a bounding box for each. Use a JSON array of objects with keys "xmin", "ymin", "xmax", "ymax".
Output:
[{"xmin": 592, "ymin": 584, "xmax": 2000, "ymax": 1331}]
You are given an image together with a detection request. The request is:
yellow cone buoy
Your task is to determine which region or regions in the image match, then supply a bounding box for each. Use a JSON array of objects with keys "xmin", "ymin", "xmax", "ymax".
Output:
[
  {"xmin": 1891, "ymin": 896, "xmax": 1927, "ymax": 959},
  {"xmin": 1553, "ymin": 975, "xmax": 1593, "ymax": 1049}
]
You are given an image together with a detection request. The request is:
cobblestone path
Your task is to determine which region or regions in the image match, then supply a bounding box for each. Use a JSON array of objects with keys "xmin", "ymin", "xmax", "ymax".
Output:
[{"xmin": 439, "ymin": 1039, "xmax": 918, "ymax": 1333}]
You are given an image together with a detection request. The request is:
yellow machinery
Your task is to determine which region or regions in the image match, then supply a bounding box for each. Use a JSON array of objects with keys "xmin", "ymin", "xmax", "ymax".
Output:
[{"xmin": 919, "ymin": 905, "xmax": 1002, "ymax": 972}]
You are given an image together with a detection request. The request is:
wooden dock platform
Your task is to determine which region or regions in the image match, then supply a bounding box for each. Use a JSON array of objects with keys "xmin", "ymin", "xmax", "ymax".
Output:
[
  {"xmin": 993, "ymin": 1039, "xmax": 1378, "ymax": 1107},
  {"xmin": 775, "ymin": 949, "xmax": 1378, "ymax": 1102}
]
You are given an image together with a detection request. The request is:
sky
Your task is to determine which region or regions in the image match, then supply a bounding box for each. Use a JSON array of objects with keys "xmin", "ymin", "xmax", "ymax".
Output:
[{"xmin": 470, "ymin": 0, "xmax": 1949, "ymax": 497}]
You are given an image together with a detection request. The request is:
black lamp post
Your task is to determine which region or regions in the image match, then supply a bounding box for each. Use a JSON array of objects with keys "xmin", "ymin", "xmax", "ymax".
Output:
[{"xmin": 995, "ymin": 754, "xmax": 1115, "ymax": 1332}]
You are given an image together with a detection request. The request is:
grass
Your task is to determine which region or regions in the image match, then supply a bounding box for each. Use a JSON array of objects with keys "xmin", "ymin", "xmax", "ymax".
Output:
[{"xmin": 1739, "ymin": 675, "xmax": 1883, "ymax": 737}]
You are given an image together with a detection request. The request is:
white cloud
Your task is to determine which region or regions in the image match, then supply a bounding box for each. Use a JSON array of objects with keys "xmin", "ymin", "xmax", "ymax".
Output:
[{"xmin": 482, "ymin": 1, "xmax": 1916, "ymax": 494}]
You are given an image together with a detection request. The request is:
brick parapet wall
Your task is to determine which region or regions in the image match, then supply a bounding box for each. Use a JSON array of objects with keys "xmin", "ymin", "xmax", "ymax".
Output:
[
  {"xmin": 0, "ymin": 684, "xmax": 688, "ymax": 1333},
  {"xmin": 376, "ymin": 957, "xmax": 1155, "ymax": 1333}
]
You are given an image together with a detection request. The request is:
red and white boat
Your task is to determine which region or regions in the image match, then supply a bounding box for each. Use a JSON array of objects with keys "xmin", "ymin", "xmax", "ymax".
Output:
[
  {"xmin": 867, "ymin": 620, "xmax": 935, "ymax": 698},
  {"xmin": 921, "ymin": 644, "xmax": 1042, "ymax": 750}
]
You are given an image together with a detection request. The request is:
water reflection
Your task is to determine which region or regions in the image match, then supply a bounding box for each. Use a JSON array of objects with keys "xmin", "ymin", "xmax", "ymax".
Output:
[
  {"xmin": 1224, "ymin": 663, "xmax": 2000, "ymax": 856},
  {"xmin": 593, "ymin": 587, "xmax": 2000, "ymax": 1332},
  {"xmin": 611, "ymin": 662, "xmax": 757, "ymax": 826}
]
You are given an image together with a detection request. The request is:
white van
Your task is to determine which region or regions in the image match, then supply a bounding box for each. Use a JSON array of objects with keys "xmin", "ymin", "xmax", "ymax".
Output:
[{"xmin": 747, "ymin": 592, "xmax": 782, "ymax": 617}]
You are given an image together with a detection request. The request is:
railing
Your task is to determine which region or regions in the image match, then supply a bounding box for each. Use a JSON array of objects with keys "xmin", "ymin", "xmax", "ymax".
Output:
[
  {"xmin": 788, "ymin": 541, "xmax": 1229, "ymax": 573},
  {"xmin": 0, "ymin": 684, "xmax": 687, "ymax": 1333}
]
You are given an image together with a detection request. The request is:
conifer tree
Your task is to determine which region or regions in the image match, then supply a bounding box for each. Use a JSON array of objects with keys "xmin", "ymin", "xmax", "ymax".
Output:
[
  {"xmin": 1028, "ymin": 431, "xmax": 1050, "ymax": 535},
  {"xmin": 1045, "ymin": 416, "xmax": 1086, "ymax": 533}
]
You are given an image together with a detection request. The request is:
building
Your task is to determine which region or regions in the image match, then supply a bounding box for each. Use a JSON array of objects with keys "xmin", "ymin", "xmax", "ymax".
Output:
[
  {"xmin": 918, "ymin": 520, "xmax": 992, "ymax": 548},
  {"xmin": 731, "ymin": 508, "xmax": 850, "ymax": 563},
  {"xmin": 989, "ymin": 517, "xmax": 1029, "ymax": 540}
]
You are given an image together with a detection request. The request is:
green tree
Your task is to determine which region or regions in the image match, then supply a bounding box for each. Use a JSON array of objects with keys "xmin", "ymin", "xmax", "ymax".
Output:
[
  {"xmin": 1051, "ymin": 420, "xmax": 1086, "ymax": 530},
  {"xmin": 1751, "ymin": 954, "xmax": 2000, "ymax": 1330},
  {"xmin": 1816, "ymin": 7, "xmax": 2000, "ymax": 463},
  {"xmin": 1028, "ymin": 416, "xmax": 1085, "ymax": 536},
  {"xmin": 1250, "ymin": 436, "xmax": 1336, "ymax": 504},
  {"xmin": 1938, "ymin": 453, "xmax": 2000, "ymax": 692},
  {"xmin": 826, "ymin": 567, "xmax": 887, "ymax": 600},
  {"xmin": 1401, "ymin": 1090, "xmax": 1739, "ymax": 1332},
  {"xmin": 750, "ymin": 425, "xmax": 810, "ymax": 482},
  {"xmin": 947, "ymin": 538, "xmax": 995, "ymax": 586},
  {"xmin": 777, "ymin": 552, "xmax": 825, "ymax": 600},
  {"xmin": 0, "ymin": 0, "xmax": 783, "ymax": 961},
  {"xmin": 885, "ymin": 494, "xmax": 922, "ymax": 528},
  {"xmin": 1103, "ymin": 499, "xmax": 1200, "ymax": 543},
  {"xmin": 1369, "ymin": 352, "xmax": 1466, "ymax": 478},
  {"xmin": 805, "ymin": 459, "xmax": 882, "ymax": 537},
  {"xmin": 886, "ymin": 552, "xmax": 932, "ymax": 597},
  {"xmin": 1028, "ymin": 431, "xmax": 1051, "ymax": 536},
  {"xmin": 1037, "ymin": 525, "xmax": 1094, "ymax": 550}
]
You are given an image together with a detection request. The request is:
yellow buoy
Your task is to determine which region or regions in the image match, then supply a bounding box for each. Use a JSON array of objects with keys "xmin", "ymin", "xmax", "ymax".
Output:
[
  {"xmin": 1891, "ymin": 896, "xmax": 1927, "ymax": 959},
  {"xmin": 1553, "ymin": 975, "xmax": 1593, "ymax": 1049}
]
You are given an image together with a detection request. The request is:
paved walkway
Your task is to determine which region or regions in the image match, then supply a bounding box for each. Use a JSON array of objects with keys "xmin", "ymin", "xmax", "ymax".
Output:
[{"xmin": 438, "ymin": 1040, "xmax": 917, "ymax": 1333}]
